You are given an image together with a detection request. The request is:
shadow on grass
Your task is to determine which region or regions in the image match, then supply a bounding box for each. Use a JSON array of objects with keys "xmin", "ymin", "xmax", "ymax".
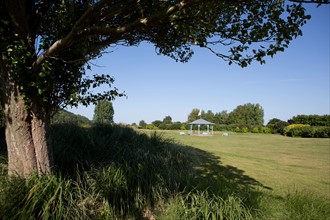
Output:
[
  {"xmin": 1, "ymin": 124, "xmax": 271, "ymax": 218},
  {"xmin": 191, "ymin": 146, "xmax": 273, "ymax": 191},
  {"xmin": 51, "ymin": 124, "xmax": 271, "ymax": 210},
  {"xmin": 180, "ymin": 146, "xmax": 273, "ymax": 214}
]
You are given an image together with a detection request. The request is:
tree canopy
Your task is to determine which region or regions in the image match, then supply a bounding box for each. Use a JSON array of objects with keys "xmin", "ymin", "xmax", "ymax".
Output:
[
  {"xmin": 51, "ymin": 110, "xmax": 91, "ymax": 126},
  {"xmin": 1, "ymin": 0, "xmax": 326, "ymax": 113},
  {"xmin": 0, "ymin": 0, "xmax": 328, "ymax": 176},
  {"xmin": 228, "ymin": 103, "xmax": 264, "ymax": 126},
  {"xmin": 93, "ymin": 100, "xmax": 115, "ymax": 124}
]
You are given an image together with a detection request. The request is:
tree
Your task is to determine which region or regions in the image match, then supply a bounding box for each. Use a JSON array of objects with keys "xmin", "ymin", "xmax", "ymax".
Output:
[
  {"xmin": 289, "ymin": 114, "xmax": 330, "ymax": 126},
  {"xmin": 163, "ymin": 116, "xmax": 172, "ymax": 124},
  {"xmin": 214, "ymin": 110, "xmax": 229, "ymax": 125},
  {"xmin": 228, "ymin": 103, "xmax": 264, "ymax": 126},
  {"xmin": 93, "ymin": 100, "xmax": 114, "ymax": 124},
  {"xmin": 139, "ymin": 120, "xmax": 147, "ymax": 129},
  {"xmin": 0, "ymin": 0, "xmax": 327, "ymax": 177},
  {"xmin": 187, "ymin": 109, "xmax": 204, "ymax": 122},
  {"xmin": 0, "ymin": 105, "xmax": 4, "ymax": 128},
  {"xmin": 152, "ymin": 120, "xmax": 162, "ymax": 128},
  {"xmin": 51, "ymin": 110, "xmax": 91, "ymax": 126},
  {"xmin": 205, "ymin": 110, "xmax": 215, "ymax": 123},
  {"xmin": 267, "ymin": 118, "xmax": 289, "ymax": 134}
]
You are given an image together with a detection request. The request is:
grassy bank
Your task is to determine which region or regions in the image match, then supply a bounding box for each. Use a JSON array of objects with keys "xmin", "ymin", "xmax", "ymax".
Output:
[{"xmin": 0, "ymin": 125, "xmax": 329, "ymax": 219}]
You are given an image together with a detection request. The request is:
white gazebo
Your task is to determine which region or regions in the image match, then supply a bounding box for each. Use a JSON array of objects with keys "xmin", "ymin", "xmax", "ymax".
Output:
[{"xmin": 188, "ymin": 119, "xmax": 214, "ymax": 136}]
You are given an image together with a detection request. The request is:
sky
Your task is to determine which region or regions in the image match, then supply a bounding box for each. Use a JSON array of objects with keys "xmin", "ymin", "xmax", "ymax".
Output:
[{"xmin": 68, "ymin": 4, "xmax": 330, "ymax": 125}]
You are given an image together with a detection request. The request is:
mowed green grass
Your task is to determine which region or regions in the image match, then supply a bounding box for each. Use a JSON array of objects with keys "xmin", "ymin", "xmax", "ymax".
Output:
[{"xmin": 160, "ymin": 131, "xmax": 330, "ymax": 199}]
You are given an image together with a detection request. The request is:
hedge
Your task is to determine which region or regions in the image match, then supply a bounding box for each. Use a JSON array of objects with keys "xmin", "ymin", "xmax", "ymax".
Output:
[{"xmin": 284, "ymin": 124, "xmax": 330, "ymax": 138}]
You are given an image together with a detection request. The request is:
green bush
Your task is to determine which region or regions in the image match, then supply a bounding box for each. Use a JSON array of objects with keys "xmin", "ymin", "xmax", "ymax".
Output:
[
  {"xmin": 252, "ymin": 127, "xmax": 260, "ymax": 133},
  {"xmin": 284, "ymin": 124, "xmax": 329, "ymax": 138},
  {"xmin": 313, "ymin": 127, "xmax": 330, "ymax": 138},
  {"xmin": 267, "ymin": 119, "xmax": 289, "ymax": 134},
  {"xmin": 260, "ymin": 127, "xmax": 272, "ymax": 134},
  {"xmin": 241, "ymin": 127, "xmax": 249, "ymax": 133},
  {"xmin": 146, "ymin": 124, "xmax": 158, "ymax": 130}
]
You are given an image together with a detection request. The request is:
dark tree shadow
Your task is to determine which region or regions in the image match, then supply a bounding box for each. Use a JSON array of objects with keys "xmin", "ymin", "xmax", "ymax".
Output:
[
  {"xmin": 27, "ymin": 124, "xmax": 272, "ymax": 217},
  {"xmin": 182, "ymin": 146, "xmax": 273, "ymax": 212},
  {"xmin": 189, "ymin": 146, "xmax": 272, "ymax": 191}
]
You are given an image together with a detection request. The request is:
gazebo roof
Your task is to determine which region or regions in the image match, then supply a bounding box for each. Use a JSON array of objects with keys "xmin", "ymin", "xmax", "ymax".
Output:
[{"xmin": 188, "ymin": 118, "xmax": 214, "ymax": 125}]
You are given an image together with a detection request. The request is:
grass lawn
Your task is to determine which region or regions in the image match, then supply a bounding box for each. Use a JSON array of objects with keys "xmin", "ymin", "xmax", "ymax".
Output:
[
  {"xmin": 160, "ymin": 130, "xmax": 330, "ymax": 199},
  {"xmin": 1, "ymin": 126, "xmax": 329, "ymax": 219}
]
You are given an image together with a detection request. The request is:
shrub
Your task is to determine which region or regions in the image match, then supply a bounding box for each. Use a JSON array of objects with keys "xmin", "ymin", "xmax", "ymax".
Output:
[
  {"xmin": 252, "ymin": 127, "xmax": 260, "ymax": 133},
  {"xmin": 267, "ymin": 119, "xmax": 289, "ymax": 134},
  {"xmin": 261, "ymin": 127, "xmax": 272, "ymax": 134},
  {"xmin": 284, "ymin": 124, "xmax": 330, "ymax": 138},
  {"xmin": 241, "ymin": 127, "xmax": 249, "ymax": 133},
  {"xmin": 313, "ymin": 127, "xmax": 330, "ymax": 138},
  {"xmin": 146, "ymin": 124, "xmax": 158, "ymax": 130},
  {"xmin": 284, "ymin": 124, "xmax": 310, "ymax": 137}
]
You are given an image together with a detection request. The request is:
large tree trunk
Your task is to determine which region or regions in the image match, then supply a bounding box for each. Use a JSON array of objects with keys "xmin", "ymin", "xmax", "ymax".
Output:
[{"xmin": 2, "ymin": 81, "xmax": 53, "ymax": 177}]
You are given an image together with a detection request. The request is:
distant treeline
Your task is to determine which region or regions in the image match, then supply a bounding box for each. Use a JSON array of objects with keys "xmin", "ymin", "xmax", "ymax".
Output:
[
  {"xmin": 0, "ymin": 105, "xmax": 329, "ymax": 138},
  {"xmin": 289, "ymin": 115, "xmax": 329, "ymax": 126},
  {"xmin": 135, "ymin": 105, "xmax": 329, "ymax": 138},
  {"xmin": 51, "ymin": 110, "xmax": 91, "ymax": 126}
]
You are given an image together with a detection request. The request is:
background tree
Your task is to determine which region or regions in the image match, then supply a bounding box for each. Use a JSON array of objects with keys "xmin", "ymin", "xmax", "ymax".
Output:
[
  {"xmin": 214, "ymin": 110, "xmax": 229, "ymax": 125},
  {"xmin": 228, "ymin": 103, "xmax": 264, "ymax": 126},
  {"xmin": 289, "ymin": 114, "xmax": 330, "ymax": 126},
  {"xmin": 139, "ymin": 120, "xmax": 147, "ymax": 129},
  {"xmin": 205, "ymin": 110, "xmax": 215, "ymax": 123},
  {"xmin": 93, "ymin": 100, "xmax": 114, "ymax": 124},
  {"xmin": 187, "ymin": 109, "xmax": 205, "ymax": 122},
  {"xmin": 0, "ymin": 0, "xmax": 326, "ymax": 177},
  {"xmin": 267, "ymin": 118, "xmax": 289, "ymax": 134},
  {"xmin": 51, "ymin": 110, "xmax": 91, "ymax": 126},
  {"xmin": 152, "ymin": 120, "xmax": 162, "ymax": 128},
  {"xmin": 163, "ymin": 116, "xmax": 173, "ymax": 124}
]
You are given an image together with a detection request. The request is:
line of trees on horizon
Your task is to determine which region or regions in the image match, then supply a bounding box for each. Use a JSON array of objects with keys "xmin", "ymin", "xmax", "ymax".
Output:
[
  {"xmin": 137, "ymin": 103, "xmax": 265, "ymax": 131},
  {"xmin": 133, "ymin": 103, "xmax": 329, "ymax": 137},
  {"xmin": 1, "ymin": 103, "xmax": 329, "ymax": 137}
]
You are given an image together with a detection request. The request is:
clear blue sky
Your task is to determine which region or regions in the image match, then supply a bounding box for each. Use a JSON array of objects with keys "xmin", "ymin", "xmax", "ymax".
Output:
[{"xmin": 68, "ymin": 4, "xmax": 329, "ymax": 125}]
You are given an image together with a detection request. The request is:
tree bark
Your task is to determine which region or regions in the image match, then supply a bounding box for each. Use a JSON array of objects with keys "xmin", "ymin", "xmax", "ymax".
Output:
[
  {"xmin": 2, "ymin": 80, "xmax": 53, "ymax": 177},
  {"xmin": 31, "ymin": 101, "xmax": 53, "ymax": 175}
]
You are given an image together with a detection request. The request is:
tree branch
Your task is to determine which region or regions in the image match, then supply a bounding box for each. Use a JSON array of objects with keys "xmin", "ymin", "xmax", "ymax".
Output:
[{"xmin": 32, "ymin": 0, "xmax": 209, "ymax": 72}]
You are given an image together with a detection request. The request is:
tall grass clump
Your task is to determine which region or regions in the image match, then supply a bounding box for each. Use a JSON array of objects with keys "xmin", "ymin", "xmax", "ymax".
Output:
[
  {"xmin": 282, "ymin": 190, "xmax": 330, "ymax": 220},
  {"xmin": 158, "ymin": 191, "xmax": 255, "ymax": 220},
  {"xmin": 0, "ymin": 173, "xmax": 110, "ymax": 219},
  {"xmin": 50, "ymin": 124, "xmax": 203, "ymax": 218}
]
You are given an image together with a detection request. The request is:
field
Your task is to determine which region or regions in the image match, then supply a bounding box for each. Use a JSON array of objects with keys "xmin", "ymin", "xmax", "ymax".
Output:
[
  {"xmin": 0, "ymin": 125, "xmax": 329, "ymax": 219},
  {"xmin": 162, "ymin": 131, "xmax": 330, "ymax": 199}
]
